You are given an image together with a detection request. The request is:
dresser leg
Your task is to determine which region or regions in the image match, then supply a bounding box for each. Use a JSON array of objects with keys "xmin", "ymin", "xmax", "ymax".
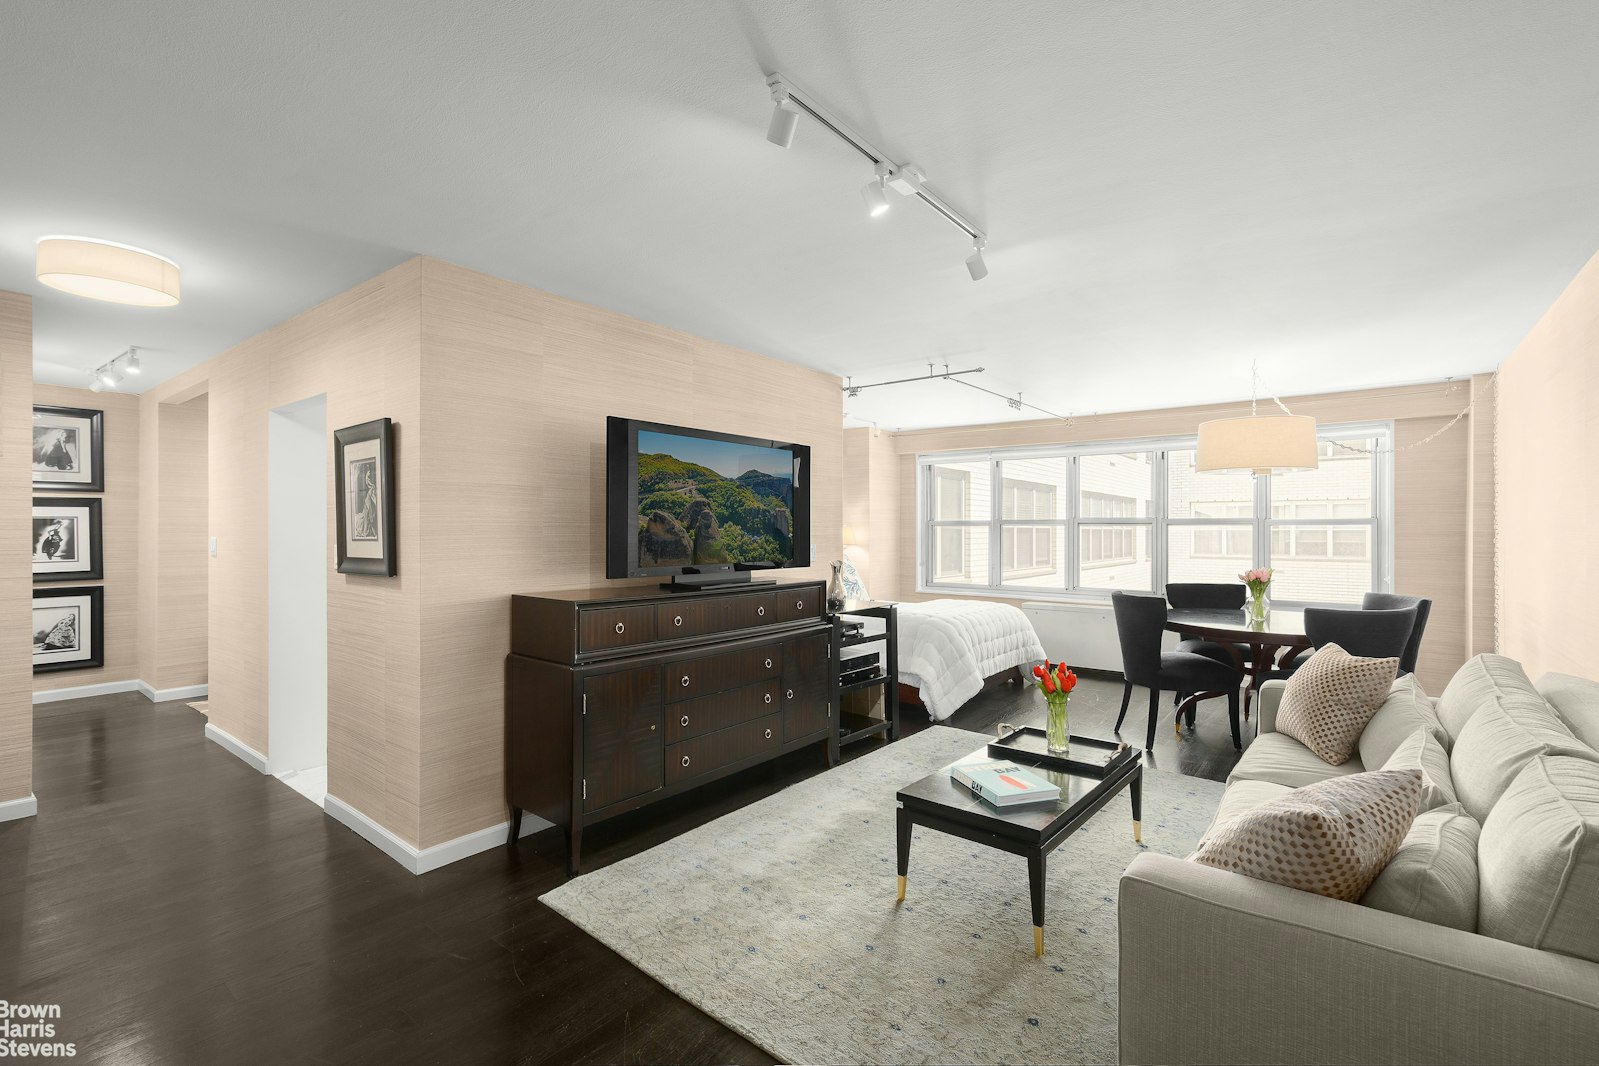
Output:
[
  {"xmin": 567, "ymin": 823, "xmax": 583, "ymax": 877},
  {"xmin": 507, "ymin": 806, "xmax": 523, "ymax": 846}
]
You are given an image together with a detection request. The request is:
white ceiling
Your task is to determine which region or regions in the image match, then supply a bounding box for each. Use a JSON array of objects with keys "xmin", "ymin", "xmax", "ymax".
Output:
[{"xmin": 3, "ymin": 1, "xmax": 1597, "ymax": 429}]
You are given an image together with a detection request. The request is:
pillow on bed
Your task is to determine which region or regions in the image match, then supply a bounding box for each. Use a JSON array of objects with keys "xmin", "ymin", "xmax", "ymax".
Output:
[{"xmin": 840, "ymin": 557, "xmax": 870, "ymax": 600}]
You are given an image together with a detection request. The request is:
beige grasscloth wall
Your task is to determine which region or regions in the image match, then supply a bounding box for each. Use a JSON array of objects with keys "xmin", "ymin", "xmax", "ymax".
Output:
[
  {"xmin": 1, "ymin": 291, "xmax": 33, "ymax": 804},
  {"xmin": 851, "ymin": 382, "xmax": 1478, "ymax": 693},
  {"xmin": 1496, "ymin": 249, "xmax": 1599, "ymax": 681},
  {"xmin": 135, "ymin": 257, "xmax": 840, "ymax": 850},
  {"xmin": 32, "ymin": 384, "xmax": 141, "ymax": 692}
]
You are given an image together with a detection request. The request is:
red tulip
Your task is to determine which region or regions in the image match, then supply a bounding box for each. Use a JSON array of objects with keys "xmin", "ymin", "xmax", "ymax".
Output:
[
  {"xmin": 1032, "ymin": 664, "xmax": 1045, "ymax": 679},
  {"xmin": 1041, "ymin": 671, "xmax": 1056, "ymax": 694}
]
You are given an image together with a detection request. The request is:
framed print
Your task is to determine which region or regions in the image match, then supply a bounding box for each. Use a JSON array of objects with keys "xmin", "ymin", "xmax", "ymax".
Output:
[
  {"xmin": 33, "ymin": 585, "xmax": 104, "ymax": 674},
  {"xmin": 32, "ymin": 404, "xmax": 105, "ymax": 492},
  {"xmin": 335, "ymin": 417, "xmax": 397, "ymax": 576},
  {"xmin": 32, "ymin": 496, "xmax": 104, "ymax": 582}
]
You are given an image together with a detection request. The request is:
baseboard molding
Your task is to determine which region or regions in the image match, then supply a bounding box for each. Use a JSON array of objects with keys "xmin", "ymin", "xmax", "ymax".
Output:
[
  {"xmin": 0, "ymin": 793, "xmax": 38, "ymax": 823},
  {"xmin": 204, "ymin": 723, "xmax": 269, "ymax": 774},
  {"xmin": 137, "ymin": 681, "xmax": 209, "ymax": 703},
  {"xmin": 324, "ymin": 793, "xmax": 551, "ymax": 875},
  {"xmin": 35, "ymin": 679, "xmax": 210, "ymax": 705}
]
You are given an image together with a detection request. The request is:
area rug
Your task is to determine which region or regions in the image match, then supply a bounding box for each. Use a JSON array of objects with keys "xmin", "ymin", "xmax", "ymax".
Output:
[{"xmin": 540, "ymin": 726, "xmax": 1224, "ymax": 1065}]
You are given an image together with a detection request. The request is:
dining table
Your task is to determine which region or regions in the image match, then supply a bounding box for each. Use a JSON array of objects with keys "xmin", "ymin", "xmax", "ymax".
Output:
[{"xmin": 1165, "ymin": 606, "xmax": 1312, "ymax": 722}]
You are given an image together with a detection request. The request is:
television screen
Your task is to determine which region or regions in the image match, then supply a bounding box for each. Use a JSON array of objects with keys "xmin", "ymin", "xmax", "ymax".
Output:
[{"xmin": 634, "ymin": 429, "xmax": 794, "ymax": 569}]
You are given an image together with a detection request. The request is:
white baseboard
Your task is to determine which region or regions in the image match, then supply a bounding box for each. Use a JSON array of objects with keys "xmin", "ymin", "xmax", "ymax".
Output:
[
  {"xmin": 324, "ymin": 792, "xmax": 551, "ymax": 875},
  {"xmin": 35, "ymin": 678, "xmax": 210, "ymax": 705},
  {"xmin": 137, "ymin": 681, "xmax": 209, "ymax": 703},
  {"xmin": 0, "ymin": 793, "xmax": 38, "ymax": 823},
  {"xmin": 204, "ymin": 722, "xmax": 269, "ymax": 774}
]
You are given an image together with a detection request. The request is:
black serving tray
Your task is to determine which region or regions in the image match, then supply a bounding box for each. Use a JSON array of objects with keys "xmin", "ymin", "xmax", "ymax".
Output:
[{"xmin": 987, "ymin": 727, "xmax": 1134, "ymax": 779}]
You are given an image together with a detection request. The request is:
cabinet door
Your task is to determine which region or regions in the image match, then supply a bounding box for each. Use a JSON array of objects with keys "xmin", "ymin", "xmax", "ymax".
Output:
[
  {"xmin": 581, "ymin": 666, "xmax": 663, "ymax": 812},
  {"xmin": 781, "ymin": 631, "xmax": 831, "ymax": 741}
]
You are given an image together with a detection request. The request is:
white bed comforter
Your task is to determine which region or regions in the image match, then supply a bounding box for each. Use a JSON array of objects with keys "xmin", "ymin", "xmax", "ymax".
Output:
[{"xmin": 896, "ymin": 599, "xmax": 1047, "ymax": 722}]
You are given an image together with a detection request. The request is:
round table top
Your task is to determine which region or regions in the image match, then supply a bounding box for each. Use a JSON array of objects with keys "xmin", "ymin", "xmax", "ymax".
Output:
[{"xmin": 1166, "ymin": 606, "xmax": 1310, "ymax": 646}]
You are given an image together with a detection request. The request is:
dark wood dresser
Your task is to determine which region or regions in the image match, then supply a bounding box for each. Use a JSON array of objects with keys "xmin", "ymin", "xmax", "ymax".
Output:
[{"xmin": 506, "ymin": 579, "xmax": 836, "ymax": 873}]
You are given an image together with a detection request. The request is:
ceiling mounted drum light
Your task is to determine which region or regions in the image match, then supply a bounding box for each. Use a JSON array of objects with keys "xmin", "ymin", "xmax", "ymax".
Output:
[{"xmin": 36, "ymin": 236, "xmax": 180, "ymax": 307}]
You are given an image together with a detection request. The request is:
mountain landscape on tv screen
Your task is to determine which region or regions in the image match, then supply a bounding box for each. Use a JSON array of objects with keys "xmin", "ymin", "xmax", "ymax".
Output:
[{"xmin": 636, "ymin": 451, "xmax": 793, "ymax": 568}]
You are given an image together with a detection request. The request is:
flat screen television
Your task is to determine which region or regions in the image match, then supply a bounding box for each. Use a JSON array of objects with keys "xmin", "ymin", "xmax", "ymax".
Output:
[{"xmin": 606, "ymin": 416, "xmax": 811, "ymax": 587}]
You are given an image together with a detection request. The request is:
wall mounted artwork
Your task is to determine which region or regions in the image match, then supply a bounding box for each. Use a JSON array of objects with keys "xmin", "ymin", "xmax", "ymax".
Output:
[
  {"xmin": 32, "ymin": 496, "xmax": 104, "ymax": 582},
  {"xmin": 32, "ymin": 404, "xmax": 105, "ymax": 492},
  {"xmin": 335, "ymin": 417, "xmax": 397, "ymax": 576},
  {"xmin": 33, "ymin": 585, "xmax": 105, "ymax": 674}
]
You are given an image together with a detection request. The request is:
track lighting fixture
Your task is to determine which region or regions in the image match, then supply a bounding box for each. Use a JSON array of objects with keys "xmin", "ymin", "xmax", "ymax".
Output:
[
  {"xmin": 764, "ymin": 72, "xmax": 989, "ymax": 280},
  {"xmin": 965, "ymin": 240, "xmax": 988, "ymax": 282},
  {"xmin": 87, "ymin": 345, "xmax": 143, "ymax": 391}
]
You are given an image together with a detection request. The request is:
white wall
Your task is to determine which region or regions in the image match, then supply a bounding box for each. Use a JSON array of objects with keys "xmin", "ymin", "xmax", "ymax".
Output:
[{"xmin": 267, "ymin": 394, "xmax": 328, "ymax": 774}]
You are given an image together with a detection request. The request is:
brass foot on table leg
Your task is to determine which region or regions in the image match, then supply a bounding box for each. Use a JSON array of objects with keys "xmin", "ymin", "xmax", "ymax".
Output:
[
  {"xmin": 1133, "ymin": 820, "xmax": 1142, "ymax": 844},
  {"xmin": 1174, "ymin": 720, "xmax": 1181, "ymax": 736},
  {"xmin": 896, "ymin": 875, "xmax": 906, "ymax": 903},
  {"xmin": 1033, "ymin": 925, "xmax": 1044, "ymax": 957}
]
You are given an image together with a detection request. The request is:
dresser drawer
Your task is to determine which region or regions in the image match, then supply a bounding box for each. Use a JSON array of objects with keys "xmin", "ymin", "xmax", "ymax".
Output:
[
  {"xmin": 726, "ymin": 591, "xmax": 779, "ymax": 630},
  {"xmin": 775, "ymin": 586, "xmax": 823, "ymax": 623},
  {"xmin": 666, "ymin": 681, "xmax": 781, "ymax": 742},
  {"xmin": 655, "ymin": 599, "xmax": 731, "ymax": 641},
  {"xmin": 665, "ymin": 714, "xmax": 784, "ymax": 786},
  {"xmin": 577, "ymin": 605, "xmax": 656, "ymax": 654},
  {"xmin": 665, "ymin": 642, "xmax": 782, "ymax": 702}
]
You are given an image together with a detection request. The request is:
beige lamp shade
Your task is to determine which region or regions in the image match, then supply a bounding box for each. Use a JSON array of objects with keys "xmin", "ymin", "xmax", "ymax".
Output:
[
  {"xmin": 36, "ymin": 237, "xmax": 181, "ymax": 307},
  {"xmin": 1195, "ymin": 414, "xmax": 1319, "ymax": 475}
]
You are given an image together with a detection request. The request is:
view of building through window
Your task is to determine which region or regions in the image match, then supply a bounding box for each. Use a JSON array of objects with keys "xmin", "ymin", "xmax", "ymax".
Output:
[{"xmin": 920, "ymin": 429, "xmax": 1387, "ymax": 604}]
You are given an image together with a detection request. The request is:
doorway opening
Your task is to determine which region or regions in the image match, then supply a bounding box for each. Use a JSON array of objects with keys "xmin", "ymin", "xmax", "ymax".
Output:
[{"xmin": 267, "ymin": 394, "xmax": 328, "ymax": 806}]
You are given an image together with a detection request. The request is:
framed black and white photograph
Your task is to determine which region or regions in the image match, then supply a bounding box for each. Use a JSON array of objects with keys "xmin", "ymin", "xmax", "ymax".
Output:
[
  {"xmin": 33, "ymin": 585, "xmax": 105, "ymax": 674},
  {"xmin": 335, "ymin": 417, "xmax": 396, "ymax": 576},
  {"xmin": 32, "ymin": 497, "xmax": 104, "ymax": 582},
  {"xmin": 32, "ymin": 404, "xmax": 105, "ymax": 492}
]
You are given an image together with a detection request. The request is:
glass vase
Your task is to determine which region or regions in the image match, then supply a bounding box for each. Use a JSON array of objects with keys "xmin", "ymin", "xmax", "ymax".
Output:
[
  {"xmin": 1246, "ymin": 587, "xmax": 1269, "ymax": 624},
  {"xmin": 827, "ymin": 560, "xmax": 847, "ymax": 611},
  {"xmin": 1045, "ymin": 693, "xmax": 1070, "ymax": 755}
]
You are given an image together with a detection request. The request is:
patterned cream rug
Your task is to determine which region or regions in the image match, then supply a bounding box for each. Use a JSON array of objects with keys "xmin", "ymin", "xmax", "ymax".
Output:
[{"xmin": 541, "ymin": 725, "xmax": 1224, "ymax": 1065}]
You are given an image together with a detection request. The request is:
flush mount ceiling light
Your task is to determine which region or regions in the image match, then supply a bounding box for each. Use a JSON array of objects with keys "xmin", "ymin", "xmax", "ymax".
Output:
[
  {"xmin": 764, "ymin": 72, "xmax": 989, "ymax": 280},
  {"xmin": 36, "ymin": 236, "xmax": 180, "ymax": 307}
]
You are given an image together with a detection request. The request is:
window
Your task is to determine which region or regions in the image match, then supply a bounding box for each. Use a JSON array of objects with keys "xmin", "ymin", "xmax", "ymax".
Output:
[{"xmin": 918, "ymin": 425, "xmax": 1391, "ymax": 604}]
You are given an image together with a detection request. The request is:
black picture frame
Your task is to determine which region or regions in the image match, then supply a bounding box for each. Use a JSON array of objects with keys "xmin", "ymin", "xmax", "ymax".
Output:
[
  {"xmin": 32, "ymin": 404, "xmax": 105, "ymax": 493},
  {"xmin": 335, "ymin": 417, "xmax": 397, "ymax": 576},
  {"xmin": 32, "ymin": 585, "xmax": 105, "ymax": 674},
  {"xmin": 32, "ymin": 496, "xmax": 104, "ymax": 582}
]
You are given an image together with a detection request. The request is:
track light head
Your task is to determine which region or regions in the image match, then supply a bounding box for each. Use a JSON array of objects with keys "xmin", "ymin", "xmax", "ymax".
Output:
[
  {"xmin": 861, "ymin": 178, "xmax": 891, "ymax": 218},
  {"xmin": 123, "ymin": 347, "xmax": 141, "ymax": 375},
  {"xmin": 89, "ymin": 373, "xmax": 107, "ymax": 393},
  {"xmin": 965, "ymin": 240, "xmax": 989, "ymax": 282},
  {"xmin": 766, "ymin": 99, "xmax": 799, "ymax": 148},
  {"xmin": 99, "ymin": 366, "xmax": 121, "ymax": 387}
]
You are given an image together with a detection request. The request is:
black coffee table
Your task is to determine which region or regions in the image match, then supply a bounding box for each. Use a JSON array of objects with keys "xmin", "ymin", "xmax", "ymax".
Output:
[{"xmin": 895, "ymin": 735, "xmax": 1142, "ymax": 956}]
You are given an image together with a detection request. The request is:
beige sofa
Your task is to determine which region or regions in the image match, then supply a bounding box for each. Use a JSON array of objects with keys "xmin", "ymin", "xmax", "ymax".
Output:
[{"xmin": 1118, "ymin": 654, "xmax": 1599, "ymax": 1065}]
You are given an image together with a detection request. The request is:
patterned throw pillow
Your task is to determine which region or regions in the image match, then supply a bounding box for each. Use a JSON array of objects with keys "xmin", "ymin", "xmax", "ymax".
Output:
[
  {"xmin": 1191, "ymin": 769, "xmax": 1423, "ymax": 901},
  {"xmin": 839, "ymin": 557, "xmax": 870, "ymax": 601},
  {"xmin": 1277, "ymin": 643, "xmax": 1400, "ymax": 765}
]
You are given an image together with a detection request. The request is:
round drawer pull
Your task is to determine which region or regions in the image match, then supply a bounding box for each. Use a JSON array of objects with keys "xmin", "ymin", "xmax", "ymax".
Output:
[
  {"xmin": 795, "ymin": 600, "xmax": 804, "ymax": 610},
  {"xmin": 681, "ymin": 714, "xmax": 690, "ymax": 727},
  {"xmin": 650, "ymin": 723, "xmax": 656, "ymax": 731},
  {"xmin": 786, "ymin": 688, "xmax": 795, "ymax": 699},
  {"xmin": 764, "ymin": 658, "xmax": 773, "ymax": 669},
  {"xmin": 614, "ymin": 622, "xmax": 625, "ymax": 634},
  {"xmin": 764, "ymin": 693, "xmax": 772, "ymax": 705},
  {"xmin": 673, "ymin": 615, "xmax": 683, "ymax": 627},
  {"xmin": 757, "ymin": 605, "xmax": 766, "ymax": 617},
  {"xmin": 681, "ymin": 675, "xmax": 691, "ymax": 687},
  {"xmin": 764, "ymin": 728, "xmax": 773, "ymax": 740},
  {"xmin": 681, "ymin": 755, "xmax": 691, "ymax": 768}
]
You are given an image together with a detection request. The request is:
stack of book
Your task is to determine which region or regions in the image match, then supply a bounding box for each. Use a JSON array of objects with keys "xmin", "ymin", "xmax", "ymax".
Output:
[{"xmin": 950, "ymin": 759, "xmax": 1061, "ymax": 808}]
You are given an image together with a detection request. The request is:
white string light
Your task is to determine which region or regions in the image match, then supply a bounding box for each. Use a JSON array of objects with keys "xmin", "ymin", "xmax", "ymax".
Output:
[{"xmin": 1254, "ymin": 361, "xmax": 1494, "ymax": 456}]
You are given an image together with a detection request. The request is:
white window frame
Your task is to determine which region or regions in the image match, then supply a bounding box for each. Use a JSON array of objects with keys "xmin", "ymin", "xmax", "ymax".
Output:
[{"xmin": 915, "ymin": 421, "xmax": 1394, "ymax": 606}]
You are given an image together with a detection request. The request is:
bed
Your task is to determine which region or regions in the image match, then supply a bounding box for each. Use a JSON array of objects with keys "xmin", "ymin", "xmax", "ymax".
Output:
[{"xmin": 894, "ymin": 599, "xmax": 1048, "ymax": 722}]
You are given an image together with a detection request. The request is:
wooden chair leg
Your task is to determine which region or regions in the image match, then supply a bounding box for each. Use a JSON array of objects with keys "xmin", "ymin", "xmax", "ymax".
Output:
[
  {"xmin": 1145, "ymin": 687, "xmax": 1161, "ymax": 750},
  {"xmin": 1227, "ymin": 688, "xmax": 1242, "ymax": 750},
  {"xmin": 1115, "ymin": 681, "xmax": 1133, "ymax": 732}
]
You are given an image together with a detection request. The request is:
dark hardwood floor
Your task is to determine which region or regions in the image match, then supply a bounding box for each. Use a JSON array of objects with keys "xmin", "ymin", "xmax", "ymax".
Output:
[{"xmin": 0, "ymin": 677, "xmax": 1245, "ymax": 1065}]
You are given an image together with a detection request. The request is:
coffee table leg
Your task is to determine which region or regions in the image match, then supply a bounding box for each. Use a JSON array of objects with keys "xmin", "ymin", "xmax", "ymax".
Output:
[
  {"xmin": 1131, "ymin": 765, "xmax": 1143, "ymax": 843},
  {"xmin": 896, "ymin": 806, "xmax": 911, "ymax": 902},
  {"xmin": 1028, "ymin": 850, "xmax": 1045, "ymax": 957}
]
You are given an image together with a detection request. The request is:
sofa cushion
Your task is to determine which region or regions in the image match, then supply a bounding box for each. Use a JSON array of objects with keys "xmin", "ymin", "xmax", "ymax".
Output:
[
  {"xmin": 1437, "ymin": 653, "xmax": 1540, "ymax": 744},
  {"xmin": 1381, "ymin": 728, "xmax": 1458, "ymax": 811},
  {"xmin": 1207, "ymin": 778, "xmax": 1294, "ymax": 835},
  {"xmin": 1276, "ymin": 643, "xmax": 1399, "ymax": 765},
  {"xmin": 1229, "ymin": 732, "xmax": 1367, "ymax": 790},
  {"xmin": 1535, "ymin": 673, "xmax": 1599, "ymax": 755},
  {"xmin": 1450, "ymin": 693, "xmax": 1588, "ymax": 821},
  {"xmin": 1478, "ymin": 756, "xmax": 1599, "ymax": 963},
  {"xmin": 1360, "ymin": 803, "xmax": 1480, "ymax": 931},
  {"xmin": 1190, "ymin": 769, "xmax": 1423, "ymax": 902},
  {"xmin": 1359, "ymin": 674, "xmax": 1448, "ymax": 768}
]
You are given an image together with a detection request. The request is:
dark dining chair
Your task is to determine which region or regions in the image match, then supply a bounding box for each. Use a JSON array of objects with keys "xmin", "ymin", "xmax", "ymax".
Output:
[
  {"xmin": 1361, "ymin": 593, "xmax": 1432, "ymax": 676},
  {"xmin": 1301, "ymin": 606, "xmax": 1419, "ymax": 665},
  {"xmin": 1164, "ymin": 582, "xmax": 1254, "ymax": 666},
  {"xmin": 1112, "ymin": 591, "xmax": 1245, "ymax": 751}
]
